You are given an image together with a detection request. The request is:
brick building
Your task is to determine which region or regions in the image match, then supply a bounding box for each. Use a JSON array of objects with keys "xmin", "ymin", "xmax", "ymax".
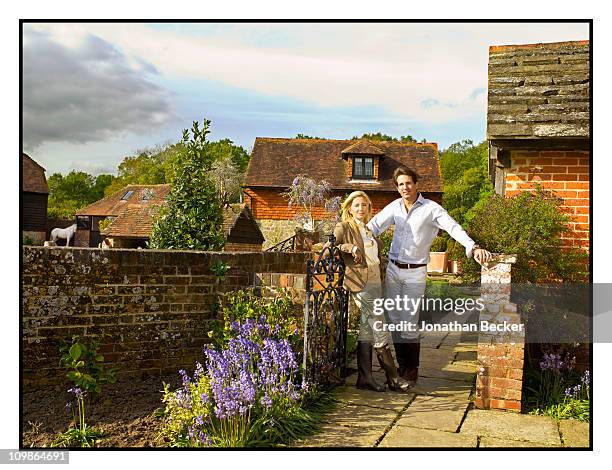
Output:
[
  {"xmin": 487, "ymin": 40, "xmax": 590, "ymax": 251},
  {"xmin": 21, "ymin": 153, "xmax": 49, "ymax": 244},
  {"xmin": 243, "ymin": 138, "xmax": 443, "ymax": 248}
]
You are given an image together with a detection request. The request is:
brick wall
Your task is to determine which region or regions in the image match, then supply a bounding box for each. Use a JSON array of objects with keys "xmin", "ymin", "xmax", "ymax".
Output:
[
  {"xmin": 224, "ymin": 242, "xmax": 263, "ymax": 252},
  {"xmin": 244, "ymin": 188, "xmax": 401, "ymax": 220},
  {"xmin": 504, "ymin": 150, "xmax": 590, "ymax": 250},
  {"xmin": 475, "ymin": 254, "xmax": 525, "ymax": 412},
  {"xmin": 22, "ymin": 247, "xmax": 309, "ymax": 389}
]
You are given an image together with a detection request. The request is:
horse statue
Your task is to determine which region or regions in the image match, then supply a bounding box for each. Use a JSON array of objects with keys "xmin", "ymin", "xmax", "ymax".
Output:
[{"xmin": 50, "ymin": 223, "xmax": 77, "ymax": 247}]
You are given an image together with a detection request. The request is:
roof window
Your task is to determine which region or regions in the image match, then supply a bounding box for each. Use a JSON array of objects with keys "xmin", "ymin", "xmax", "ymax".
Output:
[{"xmin": 121, "ymin": 190, "xmax": 134, "ymax": 200}]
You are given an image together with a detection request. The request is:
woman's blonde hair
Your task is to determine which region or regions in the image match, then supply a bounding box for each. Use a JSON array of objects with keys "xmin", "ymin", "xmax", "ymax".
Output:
[{"xmin": 341, "ymin": 191, "xmax": 373, "ymax": 225}]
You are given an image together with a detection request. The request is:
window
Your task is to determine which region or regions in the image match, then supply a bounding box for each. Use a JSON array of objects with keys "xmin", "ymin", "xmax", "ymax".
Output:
[
  {"xmin": 76, "ymin": 216, "xmax": 90, "ymax": 230},
  {"xmin": 121, "ymin": 190, "xmax": 134, "ymax": 200},
  {"xmin": 352, "ymin": 156, "xmax": 374, "ymax": 179}
]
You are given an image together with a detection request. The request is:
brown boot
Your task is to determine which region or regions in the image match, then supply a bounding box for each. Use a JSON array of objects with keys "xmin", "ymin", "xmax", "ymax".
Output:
[
  {"xmin": 356, "ymin": 341, "xmax": 385, "ymax": 392},
  {"xmin": 375, "ymin": 345, "xmax": 412, "ymax": 393}
]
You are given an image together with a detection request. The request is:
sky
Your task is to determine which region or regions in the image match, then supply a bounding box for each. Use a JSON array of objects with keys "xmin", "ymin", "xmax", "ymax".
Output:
[{"xmin": 22, "ymin": 22, "xmax": 589, "ymax": 176}]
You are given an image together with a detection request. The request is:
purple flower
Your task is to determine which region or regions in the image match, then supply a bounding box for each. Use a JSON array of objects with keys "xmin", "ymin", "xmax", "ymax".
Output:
[
  {"xmin": 582, "ymin": 370, "xmax": 590, "ymax": 386},
  {"xmin": 539, "ymin": 353, "xmax": 563, "ymax": 371},
  {"xmin": 68, "ymin": 387, "xmax": 85, "ymax": 399}
]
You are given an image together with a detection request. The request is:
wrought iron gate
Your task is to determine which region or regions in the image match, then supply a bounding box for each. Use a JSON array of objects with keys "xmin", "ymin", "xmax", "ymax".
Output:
[{"xmin": 302, "ymin": 234, "xmax": 349, "ymax": 386}]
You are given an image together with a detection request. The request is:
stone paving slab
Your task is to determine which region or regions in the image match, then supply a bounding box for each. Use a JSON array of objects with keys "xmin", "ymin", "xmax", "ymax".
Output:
[
  {"xmin": 295, "ymin": 403, "xmax": 398, "ymax": 448},
  {"xmin": 409, "ymin": 376, "xmax": 473, "ymax": 398},
  {"xmin": 419, "ymin": 365, "xmax": 476, "ymax": 383},
  {"xmin": 559, "ymin": 420, "xmax": 590, "ymax": 447},
  {"xmin": 419, "ymin": 348, "xmax": 457, "ymax": 363},
  {"xmin": 379, "ymin": 426, "xmax": 477, "ymax": 447},
  {"xmin": 479, "ymin": 436, "xmax": 559, "ymax": 448},
  {"xmin": 460, "ymin": 409, "xmax": 561, "ymax": 446},
  {"xmin": 295, "ymin": 423, "xmax": 382, "ymax": 447},
  {"xmin": 334, "ymin": 384, "xmax": 415, "ymax": 412},
  {"xmin": 395, "ymin": 394, "xmax": 470, "ymax": 432},
  {"xmin": 455, "ymin": 351, "xmax": 477, "ymax": 362}
]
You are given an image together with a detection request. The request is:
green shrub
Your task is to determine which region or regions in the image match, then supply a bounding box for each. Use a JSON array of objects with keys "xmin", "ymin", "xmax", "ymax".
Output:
[
  {"xmin": 460, "ymin": 188, "xmax": 588, "ymax": 283},
  {"xmin": 149, "ymin": 119, "xmax": 225, "ymax": 250},
  {"xmin": 210, "ymin": 290, "xmax": 303, "ymax": 356}
]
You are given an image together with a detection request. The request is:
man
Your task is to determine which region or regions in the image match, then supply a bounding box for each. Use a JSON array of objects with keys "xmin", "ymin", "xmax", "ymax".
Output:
[{"xmin": 367, "ymin": 166, "xmax": 491, "ymax": 384}]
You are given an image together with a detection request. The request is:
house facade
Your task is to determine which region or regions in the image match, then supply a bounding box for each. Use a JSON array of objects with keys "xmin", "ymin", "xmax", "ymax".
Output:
[
  {"xmin": 487, "ymin": 40, "xmax": 590, "ymax": 251},
  {"xmin": 22, "ymin": 153, "xmax": 49, "ymax": 244},
  {"xmin": 243, "ymin": 138, "xmax": 443, "ymax": 248}
]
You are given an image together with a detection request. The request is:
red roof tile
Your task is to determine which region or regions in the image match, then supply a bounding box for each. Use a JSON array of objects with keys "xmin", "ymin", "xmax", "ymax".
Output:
[
  {"xmin": 76, "ymin": 184, "xmax": 171, "ymax": 217},
  {"xmin": 244, "ymin": 138, "xmax": 442, "ymax": 193}
]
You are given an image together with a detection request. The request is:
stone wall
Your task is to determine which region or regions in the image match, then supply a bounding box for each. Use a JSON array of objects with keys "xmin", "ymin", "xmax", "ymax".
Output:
[
  {"xmin": 21, "ymin": 247, "xmax": 310, "ymax": 389},
  {"xmin": 505, "ymin": 150, "xmax": 590, "ymax": 250}
]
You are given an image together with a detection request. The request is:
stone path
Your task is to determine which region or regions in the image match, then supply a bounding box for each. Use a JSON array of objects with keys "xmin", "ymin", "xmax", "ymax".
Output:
[{"xmin": 295, "ymin": 324, "xmax": 590, "ymax": 448}]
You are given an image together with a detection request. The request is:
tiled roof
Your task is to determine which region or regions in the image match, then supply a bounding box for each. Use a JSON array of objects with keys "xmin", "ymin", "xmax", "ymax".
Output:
[
  {"xmin": 22, "ymin": 153, "xmax": 48, "ymax": 194},
  {"xmin": 76, "ymin": 184, "xmax": 171, "ymax": 217},
  {"xmin": 487, "ymin": 40, "xmax": 590, "ymax": 139},
  {"xmin": 222, "ymin": 203, "xmax": 265, "ymax": 243},
  {"xmin": 244, "ymin": 138, "xmax": 442, "ymax": 193},
  {"xmin": 102, "ymin": 205, "xmax": 163, "ymax": 238},
  {"xmin": 341, "ymin": 139, "xmax": 385, "ymax": 155}
]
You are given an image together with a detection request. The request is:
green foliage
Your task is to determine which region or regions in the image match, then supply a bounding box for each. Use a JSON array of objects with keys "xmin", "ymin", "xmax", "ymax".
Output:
[
  {"xmin": 460, "ymin": 188, "xmax": 589, "ymax": 283},
  {"xmin": 295, "ymin": 134, "xmax": 324, "ymax": 140},
  {"xmin": 379, "ymin": 228, "xmax": 394, "ymax": 258},
  {"xmin": 104, "ymin": 142, "xmax": 184, "ymax": 196},
  {"xmin": 58, "ymin": 336, "xmax": 117, "ymax": 398},
  {"xmin": 211, "ymin": 260, "xmax": 230, "ymax": 283},
  {"xmin": 439, "ymin": 140, "xmax": 493, "ymax": 226},
  {"xmin": 47, "ymin": 171, "xmax": 116, "ymax": 219},
  {"xmin": 210, "ymin": 290, "xmax": 302, "ymax": 353},
  {"xmin": 352, "ymin": 132, "xmax": 418, "ymax": 143},
  {"xmin": 148, "ymin": 119, "xmax": 225, "ymax": 250},
  {"xmin": 430, "ymin": 235, "xmax": 447, "ymax": 252},
  {"xmin": 52, "ymin": 394, "xmax": 104, "ymax": 448}
]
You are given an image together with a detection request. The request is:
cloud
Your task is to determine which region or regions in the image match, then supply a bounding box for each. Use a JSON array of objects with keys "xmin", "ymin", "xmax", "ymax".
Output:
[{"xmin": 22, "ymin": 27, "xmax": 175, "ymax": 149}]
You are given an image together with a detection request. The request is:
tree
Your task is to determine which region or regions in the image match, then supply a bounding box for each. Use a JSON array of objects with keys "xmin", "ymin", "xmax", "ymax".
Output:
[
  {"xmin": 432, "ymin": 140, "xmax": 493, "ymax": 255},
  {"xmin": 210, "ymin": 155, "xmax": 243, "ymax": 208},
  {"xmin": 294, "ymin": 134, "xmax": 325, "ymax": 140},
  {"xmin": 47, "ymin": 171, "xmax": 116, "ymax": 219},
  {"xmin": 206, "ymin": 138, "xmax": 250, "ymax": 173},
  {"xmin": 148, "ymin": 119, "xmax": 225, "ymax": 250},
  {"xmin": 351, "ymin": 132, "xmax": 418, "ymax": 142},
  {"xmin": 103, "ymin": 142, "xmax": 184, "ymax": 196}
]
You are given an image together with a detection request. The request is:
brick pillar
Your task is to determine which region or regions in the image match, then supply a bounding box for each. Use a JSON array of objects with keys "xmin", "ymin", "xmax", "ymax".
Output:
[{"xmin": 475, "ymin": 254, "xmax": 525, "ymax": 412}]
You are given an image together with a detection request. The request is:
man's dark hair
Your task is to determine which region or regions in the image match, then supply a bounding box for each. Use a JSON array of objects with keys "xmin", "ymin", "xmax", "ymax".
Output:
[{"xmin": 393, "ymin": 166, "xmax": 419, "ymax": 186}]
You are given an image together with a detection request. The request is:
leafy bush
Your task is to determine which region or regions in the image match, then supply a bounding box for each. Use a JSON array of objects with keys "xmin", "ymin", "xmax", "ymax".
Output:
[
  {"xmin": 459, "ymin": 188, "xmax": 588, "ymax": 283},
  {"xmin": 54, "ymin": 337, "xmax": 116, "ymax": 447},
  {"xmin": 149, "ymin": 119, "xmax": 225, "ymax": 250},
  {"xmin": 59, "ymin": 336, "xmax": 117, "ymax": 398},
  {"xmin": 160, "ymin": 317, "xmax": 327, "ymax": 447},
  {"xmin": 211, "ymin": 290, "xmax": 303, "ymax": 357},
  {"xmin": 525, "ymin": 350, "xmax": 590, "ymax": 422}
]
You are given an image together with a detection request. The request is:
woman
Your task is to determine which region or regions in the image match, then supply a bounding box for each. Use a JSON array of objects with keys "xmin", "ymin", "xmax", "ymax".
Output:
[{"xmin": 333, "ymin": 191, "xmax": 411, "ymax": 393}]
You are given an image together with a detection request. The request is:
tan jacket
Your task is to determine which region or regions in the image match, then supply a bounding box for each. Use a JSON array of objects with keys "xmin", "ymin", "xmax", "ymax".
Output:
[{"xmin": 332, "ymin": 221, "xmax": 383, "ymax": 293}]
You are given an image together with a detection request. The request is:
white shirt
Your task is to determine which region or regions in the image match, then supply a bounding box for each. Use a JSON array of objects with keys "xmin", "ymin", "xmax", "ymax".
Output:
[{"xmin": 367, "ymin": 194, "xmax": 476, "ymax": 264}]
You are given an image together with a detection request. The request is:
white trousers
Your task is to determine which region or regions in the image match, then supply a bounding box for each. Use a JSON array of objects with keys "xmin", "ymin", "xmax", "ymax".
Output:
[{"xmin": 384, "ymin": 263, "xmax": 428, "ymax": 341}]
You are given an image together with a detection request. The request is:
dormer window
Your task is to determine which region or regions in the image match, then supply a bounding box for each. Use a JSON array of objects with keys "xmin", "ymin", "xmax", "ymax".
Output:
[{"xmin": 353, "ymin": 156, "xmax": 374, "ymax": 179}]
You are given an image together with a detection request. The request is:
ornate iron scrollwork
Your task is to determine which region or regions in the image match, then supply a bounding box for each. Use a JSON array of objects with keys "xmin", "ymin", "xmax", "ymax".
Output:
[{"xmin": 302, "ymin": 234, "xmax": 349, "ymax": 387}]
